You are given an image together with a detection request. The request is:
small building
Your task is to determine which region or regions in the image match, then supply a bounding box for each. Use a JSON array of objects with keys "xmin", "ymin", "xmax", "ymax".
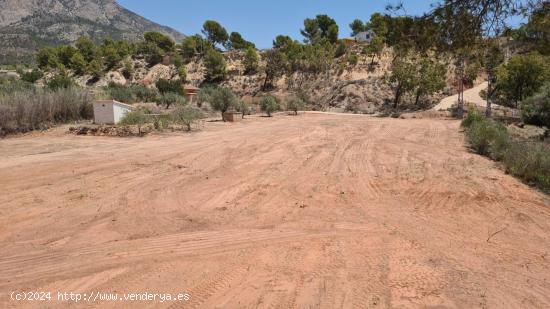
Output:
[
  {"xmin": 355, "ymin": 30, "xmax": 374, "ymax": 44},
  {"xmin": 183, "ymin": 85, "xmax": 200, "ymax": 103},
  {"xmin": 93, "ymin": 100, "xmax": 135, "ymax": 125}
]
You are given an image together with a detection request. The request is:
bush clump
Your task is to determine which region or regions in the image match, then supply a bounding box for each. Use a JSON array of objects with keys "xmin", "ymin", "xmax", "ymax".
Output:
[
  {"xmin": 0, "ymin": 88, "xmax": 92, "ymax": 136},
  {"xmin": 462, "ymin": 111, "xmax": 550, "ymax": 191},
  {"xmin": 521, "ymin": 83, "xmax": 550, "ymax": 128},
  {"xmin": 260, "ymin": 96, "xmax": 279, "ymax": 117}
]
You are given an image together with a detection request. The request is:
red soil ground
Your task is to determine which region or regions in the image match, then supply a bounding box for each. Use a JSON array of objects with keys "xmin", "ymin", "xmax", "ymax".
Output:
[{"xmin": 1, "ymin": 113, "xmax": 549, "ymax": 308}]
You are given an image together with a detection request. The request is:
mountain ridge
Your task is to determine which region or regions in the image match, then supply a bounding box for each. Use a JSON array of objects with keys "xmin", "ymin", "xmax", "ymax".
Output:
[{"xmin": 0, "ymin": 0, "xmax": 186, "ymax": 64}]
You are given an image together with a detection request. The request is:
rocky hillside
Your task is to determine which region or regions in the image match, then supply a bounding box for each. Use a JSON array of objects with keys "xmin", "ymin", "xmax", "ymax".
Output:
[
  {"xmin": 74, "ymin": 47, "xmax": 452, "ymax": 113},
  {"xmin": 0, "ymin": 0, "xmax": 185, "ymax": 64}
]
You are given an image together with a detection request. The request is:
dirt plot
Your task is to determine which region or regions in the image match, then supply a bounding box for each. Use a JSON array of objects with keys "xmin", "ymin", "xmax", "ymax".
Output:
[{"xmin": 0, "ymin": 113, "xmax": 549, "ymax": 308}]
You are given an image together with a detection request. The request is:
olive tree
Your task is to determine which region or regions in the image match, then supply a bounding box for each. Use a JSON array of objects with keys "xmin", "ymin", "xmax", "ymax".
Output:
[
  {"xmin": 286, "ymin": 96, "xmax": 305, "ymax": 115},
  {"xmin": 196, "ymin": 86, "xmax": 238, "ymax": 121},
  {"xmin": 260, "ymin": 96, "xmax": 280, "ymax": 117},
  {"xmin": 172, "ymin": 105, "xmax": 205, "ymax": 131}
]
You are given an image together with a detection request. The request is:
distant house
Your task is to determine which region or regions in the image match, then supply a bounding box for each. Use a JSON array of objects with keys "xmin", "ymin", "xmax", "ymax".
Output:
[
  {"xmin": 93, "ymin": 100, "xmax": 135, "ymax": 125},
  {"xmin": 355, "ymin": 30, "xmax": 374, "ymax": 44}
]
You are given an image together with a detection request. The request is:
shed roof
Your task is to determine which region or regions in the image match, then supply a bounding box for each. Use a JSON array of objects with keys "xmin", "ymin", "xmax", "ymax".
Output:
[{"xmin": 94, "ymin": 100, "xmax": 135, "ymax": 110}]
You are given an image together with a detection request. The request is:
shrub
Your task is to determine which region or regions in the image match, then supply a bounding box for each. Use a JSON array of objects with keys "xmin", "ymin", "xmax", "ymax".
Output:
[
  {"xmin": 106, "ymin": 83, "xmax": 133, "ymax": 103},
  {"xmin": 46, "ymin": 74, "xmax": 74, "ymax": 91},
  {"xmin": 196, "ymin": 85, "xmax": 238, "ymax": 121},
  {"xmin": 0, "ymin": 88, "xmax": 92, "ymax": 135},
  {"xmin": 286, "ymin": 96, "xmax": 305, "ymax": 115},
  {"xmin": 131, "ymin": 85, "xmax": 157, "ymax": 102},
  {"xmin": 260, "ymin": 96, "xmax": 279, "ymax": 117},
  {"xmin": 171, "ymin": 105, "xmax": 205, "ymax": 131},
  {"xmin": 20, "ymin": 69, "xmax": 44, "ymax": 83},
  {"xmin": 178, "ymin": 67, "xmax": 187, "ymax": 82},
  {"xmin": 237, "ymin": 100, "xmax": 250, "ymax": 119},
  {"xmin": 462, "ymin": 112, "xmax": 550, "ymax": 191},
  {"xmin": 119, "ymin": 109, "xmax": 148, "ymax": 135},
  {"xmin": 465, "ymin": 117, "xmax": 509, "ymax": 157},
  {"xmin": 157, "ymin": 92, "xmax": 186, "ymax": 109},
  {"xmin": 461, "ymin": 110, "xmax": 485, "ymax": 129},
  {"xmin": 156, "ymin": 79, "xmax": 183, "ymax": 95},
  {"xmin": 503, "ymin": 142, "xmax": 550, "ymax": 189},
  {"xmin": 0, "ymin": 78, "xmax": 35, "ymax": 94},
  {"xmin": 204, "ymin": 48, "xmax": 226, "ymax": 82},
  {"xmin": 521, "ymin": 83, "xmax": 550, "ymax": 128}
]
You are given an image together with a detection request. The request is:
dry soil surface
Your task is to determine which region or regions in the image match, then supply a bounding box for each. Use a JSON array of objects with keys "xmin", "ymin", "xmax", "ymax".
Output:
[
  {"xmin": 433, "ymin": 82, "xmax": 489, "ymax": 111},
  {"xmin": 1, "ymin": 114, "xmax": 549, "ymax": 308}
]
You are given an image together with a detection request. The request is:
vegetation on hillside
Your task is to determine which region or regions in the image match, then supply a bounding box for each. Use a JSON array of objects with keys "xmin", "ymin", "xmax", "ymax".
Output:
[{"xmin": 462, "ymin": 111, "xmax": 549, "ymax": 191}]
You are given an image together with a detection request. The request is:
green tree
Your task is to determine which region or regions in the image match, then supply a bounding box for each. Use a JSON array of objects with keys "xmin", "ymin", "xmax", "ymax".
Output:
[
  {"xmin": 413, "ymin": 58, "xmax": 446, "ymax": 105},
  {"xmin": 366, "ymin": 13, "xmax": 389, "ymax": 40},
  {"xmin": 56, "ymin": 45, "xmax": 77, "ymax": 68},
  {"xmin": 243, "ymin": 47, "xmax": 259, "ymax": 74},
  {"xmin": 202, "ymin": 20, "xmax": 229, "ymax": 47},
  {"xmin": 181, "ymin": 35, "xmax": 210, "ymax": 61},
  {"xmin": 196, "ymin": 86, "xmax": 238, "ymax": 121},
  {"xmin": 88, "ymin": 59, "xmax": 104, "ymax": 79},
  {"xmin": 349, "ymin": 19, "xmax": 366, "ymax": 36},
  {"xmin": 496, "ymin": 53, "xmax": 550, "ymax": 107},
  {"xmin": 178, "ymin": 67, "xmax": 187, "ymax": 82},
  {"xmin": 138, "ymin": 41, "xmax": 164, "ymax": 66},
  {"xmin": 260, "ymin": 96, "xmax": 280, "ymax": 117},
  {"xmin": 262, "ymin": 49, "xmax": 288, "ymax": 89},
  {"xmin": 37, "ymin": 47, "xmax": 60, "ymax": 70},
  {"xmin": 70, "ymin": 52, "xmax": 87, "ymax": 75},
  {"xmin": 75, "ymin": 36, "xmax": 97, "ymax": 62},
  {"xmin": 363, "ymin": 36, "xmax": 384, "ymax": 66},
  {"xmin": 157, "ymin": 92, "xmax": 186, "ymax": 109},
  {"xmin": 484, "ymin": 40, "xmax": 505, "ymax": 117},
  {"xmin": 521, "ymin": 82, "xmax": 550, "ymax": 127},
  {"xmin": 120, "ymin": 109, "xmax": 148, "ymax": 135},
  {"xmin": 204, "ymin": 48, "xmax": 227, "ymax": 82},
  {"xmin": 102, "ymin": 45, "xmax": 121, "ymax": 70},
  {"xmin": 46, "ymin": 74, "xmax": 74, "ymax": 91},
  {"xmin": 237, "ymin": 100, "xmax": 250, "ymax": 119},
  {"xmin": 301, "ymin": 15, "xmax": 339, "ymax": 44},
  {"xmin": 171, "ymin": 105, "xmax": 205, "ymax": 131},
  {"xmin": 229, "ymin": 32, "xmax": 255, "ymax": 50},
  {"xmin": 19, "ymin": 69, "xmax": 43, "ymax": 83},
  {"xmin": 156, "ymin": 78, "xmax": 183, "ymax": 95},
  {"xmin": 144, "ymin": 32, "xmax": 175, "ymax": 52},
  {"xmin": 524, "ymin": 4, "xmax": 550, "ymax": 55},
  {"xmin": 273, "ymin": 35, "xmax": 294, "ymax": 49},
  {"xmin": 389, "ymin": 56, "xmax": 417, "ymax": 108},
  {"xmin": 286, "ymin": 96, "xmax": 305, "ymax": 115}
]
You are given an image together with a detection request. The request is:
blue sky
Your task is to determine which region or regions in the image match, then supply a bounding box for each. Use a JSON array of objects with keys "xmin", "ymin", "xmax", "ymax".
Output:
[{"xmin": 117, "ymin": 0, "xmax": 436, "ymax": 48}]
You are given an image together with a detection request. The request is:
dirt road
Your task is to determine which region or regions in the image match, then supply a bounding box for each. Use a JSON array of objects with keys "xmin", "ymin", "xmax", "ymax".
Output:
[
  {"xmin": 1, "ymin": 114, "xmax": 549, "ymax": 308},
  {"xmin": 433, "ymin": 82, "xmax": 489, "ymax": 111}
]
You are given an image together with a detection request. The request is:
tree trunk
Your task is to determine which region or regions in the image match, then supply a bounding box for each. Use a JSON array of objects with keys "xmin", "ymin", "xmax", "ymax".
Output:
[
  {"xmin": 486, "ymin": 75, "xmax": 492, "ymax": 118},
  {"xmin": 415, "ymin": 91, "xmax": 422, "ymax": 106},
  {"xmin": 394, "ymin": 85, "xmax": 402, "ymax": 109},
  {"xmin": 457, "ymin": 59, "xmax": 465, "ymax": 119},
  {"xmin": 221, "ymin": 111, "xmax": 226, "ymax": 122}
]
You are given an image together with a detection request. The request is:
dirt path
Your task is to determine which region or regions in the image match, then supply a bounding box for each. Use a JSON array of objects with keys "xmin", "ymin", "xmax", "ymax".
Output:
[
  {"xmin": 433, "ymin": 82, "xmax": 489, "ymax": 111},
  {"xmin": 1, "ymin": 114, "xmax": 549, "ymax": 308}
]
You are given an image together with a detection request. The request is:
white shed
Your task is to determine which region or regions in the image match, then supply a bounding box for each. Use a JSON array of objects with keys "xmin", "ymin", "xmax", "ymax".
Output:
[
  {"xmin": 93, "ymin": 100, "xmax": 135, "ymax": 125},
  {"xmin": 355, "ymin": 30, "xmax": 374, "ymax": 43}
]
